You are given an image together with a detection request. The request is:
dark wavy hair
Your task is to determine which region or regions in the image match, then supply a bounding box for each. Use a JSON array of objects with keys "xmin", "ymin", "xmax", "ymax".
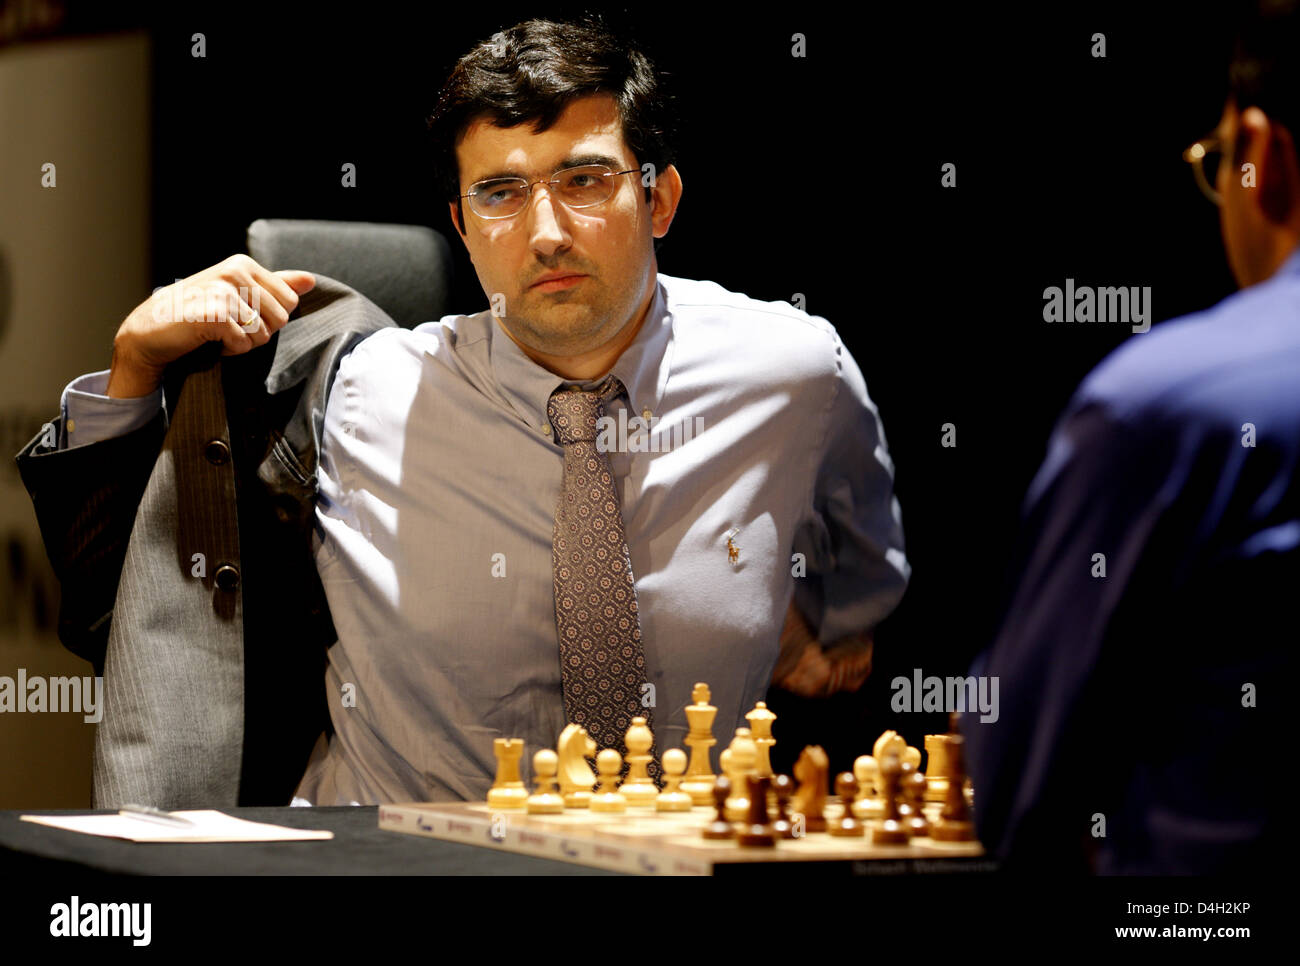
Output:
[
  {"xmin": 1229, "ymin": 0, "xmax": 1300, "ymax": 161},
  {"xmin": 425, "ymin": 15, "xmax": 677, "ymax": 236}
]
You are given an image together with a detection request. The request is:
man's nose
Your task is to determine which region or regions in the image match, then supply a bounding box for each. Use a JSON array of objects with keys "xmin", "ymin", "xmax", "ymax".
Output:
[{"xmin": 527, "ymin": 184, "xmax": 570, "ymax": 257}]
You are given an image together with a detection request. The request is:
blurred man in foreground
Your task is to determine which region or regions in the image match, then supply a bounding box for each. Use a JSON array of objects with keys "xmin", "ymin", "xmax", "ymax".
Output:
[{"xmin": 964, "ymin": 1, "xmax": 1297, "ymax": 873}]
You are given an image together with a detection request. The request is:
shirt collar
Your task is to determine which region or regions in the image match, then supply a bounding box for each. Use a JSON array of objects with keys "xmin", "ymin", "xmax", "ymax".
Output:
[
  {"xmin": 1278, "ymin": 244, "xmax": 1300, "ymax": 281},
  {"xmin": 489, "ymin": 275, "xmax": 674, "ymax": 431}
]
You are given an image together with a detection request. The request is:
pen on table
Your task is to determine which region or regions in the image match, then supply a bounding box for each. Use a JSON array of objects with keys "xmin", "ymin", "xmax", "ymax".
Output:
[{"xmin": 118, "ymin": 804, "xmax": 196, "ymax": 827}]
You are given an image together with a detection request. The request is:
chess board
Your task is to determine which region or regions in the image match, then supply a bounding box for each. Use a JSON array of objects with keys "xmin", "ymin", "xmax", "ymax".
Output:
[{"xmin": 378, "ymin": 799, "xmax": 985, "ymax": 875}]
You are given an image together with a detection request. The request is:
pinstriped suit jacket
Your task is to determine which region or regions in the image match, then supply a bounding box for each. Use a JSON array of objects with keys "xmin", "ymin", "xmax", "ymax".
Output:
[{"xmin": 16, "ymin": 276, "xmax": 396, "ymax": 806}]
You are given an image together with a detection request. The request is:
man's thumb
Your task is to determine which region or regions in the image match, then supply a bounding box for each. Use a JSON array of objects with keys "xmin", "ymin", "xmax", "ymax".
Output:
[{"xmin": 276, "ymin": 270, "xmax": 317, "ymax": 294}]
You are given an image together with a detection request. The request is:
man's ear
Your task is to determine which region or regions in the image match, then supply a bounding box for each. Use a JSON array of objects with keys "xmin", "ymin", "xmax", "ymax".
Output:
[
  {"xmin": 1262, "ymin": 122, "xmax": 1300, "ymax": 226},
  {"xmin": 650, "ymin": 164, "xmax": 683, "ymax": 239},
  {"xmin": 1236, "ymin": 107, "xmax": 1290, "ymax": 225},
  {"xmin": 447, "ymin": 200, "xmax": 468, "ymax": 242}
]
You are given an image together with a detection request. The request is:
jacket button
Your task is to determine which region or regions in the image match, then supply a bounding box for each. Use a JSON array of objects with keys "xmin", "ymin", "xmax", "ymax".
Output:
[
  {"xmin": 205, "ymin": 439, "xmax": 231, "ymax": 465},
  {"xmin": 215, "ymin": 564, "xmax": 240, "ymax": 591}
]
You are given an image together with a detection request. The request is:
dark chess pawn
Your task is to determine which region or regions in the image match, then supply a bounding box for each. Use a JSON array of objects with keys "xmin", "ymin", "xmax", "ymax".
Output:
[
  {"xmin": 903, "ymin": 767, "xmax": 930, "ymax": 837},
  {"xmin": 931, "ymin": 733, "xmax": 976, "ymax": 842},
  {"xmin": 872, "ymin": 752, "xmax": 910, "ymax": 845},
  {"xmin": 737, "ymin": 775, "xmax": 777, "ymax": 847},
  {"xmin": 828, "ymin": 773, "xmax": 865, "ymax": 837},
  {"xmin": 897, "ymin": 761, "xmax": 929, "ymax": 837},
  {"xmin": 771, "ymin": 774, "xmax": 796, "ymax": 839},
  {"xmin": 702, "ymin": 776, "xmax": 736, "ymax": 840},
  {"xmin": 791, "ymin": 745, "xmax": 829, "ymax": 833}
]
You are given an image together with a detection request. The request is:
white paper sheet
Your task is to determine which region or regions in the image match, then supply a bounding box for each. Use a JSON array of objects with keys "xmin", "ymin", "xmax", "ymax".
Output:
[{"xmin": 19, "ymin": 810, "xmax": 334, "ymax": 843}]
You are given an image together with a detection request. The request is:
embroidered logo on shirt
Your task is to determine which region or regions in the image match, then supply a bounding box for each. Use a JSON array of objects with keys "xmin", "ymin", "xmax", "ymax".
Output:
[{"xmin": 724, "ymin": 527, "xmax": 741, "ymax": 567}]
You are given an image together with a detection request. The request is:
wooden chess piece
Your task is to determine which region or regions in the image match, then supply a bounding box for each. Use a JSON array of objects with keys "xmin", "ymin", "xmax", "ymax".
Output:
[
  {"xmin": 737, "ymin": 775, "xmax": 777, "ymax": 847},
  {"xmin": 851, "ymin": 755, "xmax": 883, "ymax": 820},
  {"xmin": 746, "ymin": 701, "xmax": 777, "ymax": 779},
  {"xmin": 828, "ymin": 772, "xmax": 865, "ymax": 837},
  {"xmin": 702, "ymin": 776, "xmax": 736, "ymax": 840},
  {"xmin": 656, "ymin": 748, "xmax": 693, "ymax": 812},
  {"xmin": 724, "ymin": 728, "xmax": 758, "ymax": 821},
  {"xmin": 924, "ymin": 733, "xmax": 952, "ymax": 803},
  {"xmin": 896, "ymin": 760, "xmax": 920, "ymax": 835},
  {"xmin": 620, "ymin": 716, "xmax": 658, "ymax": 807},
  {"xmin": 681, "ymin": 682, "xmax": 718, "ymax": 806},
  {"xmin": 790, "ymin": 745, "xmax": 829, "ymax": 833},
  {"xmin": 590, "ymin": 748, "xmax": 627, "ymax": 813},
  {"xmin": 557, "ymin": 724, "xmax": 597, "ymax": 808},
  {"xmin": 872, "ymin": 751, "xmax": 909, "ymax": 845},
  {"xmin": 487, "ymin": 738, "xmax": 528, "ymax": 809},
  {"xmin": 949, "ymin": 709, "xmax": 977, "ymax": 811},
  {"xmin": 526, "ymin": 749, "xmax": 564, "ymax": 814},
  {"xmin": 771, "ymin": 774, "xmax": 795, "ymax": 839},
  {"xmin": 931, "ymin": 732, "xmax": 976, "ymax": 842},
  {"xmin": 903, "ymin": 768, "xmax": 930, "ymax": 837},
  {"xmin": 874, "ymin": 729, "xmax": 905, "ymax": 762}
]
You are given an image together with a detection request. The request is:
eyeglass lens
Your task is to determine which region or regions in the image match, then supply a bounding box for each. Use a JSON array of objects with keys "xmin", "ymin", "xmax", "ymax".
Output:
[{"xmin": 471, "ymin": 166, "xmax": 615, "ymax": 217}]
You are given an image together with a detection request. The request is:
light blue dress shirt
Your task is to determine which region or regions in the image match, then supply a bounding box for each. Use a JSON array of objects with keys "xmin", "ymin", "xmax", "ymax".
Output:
[{"xmin": 59, "ymin": 273, "xmax": 909, "ymax": 806}]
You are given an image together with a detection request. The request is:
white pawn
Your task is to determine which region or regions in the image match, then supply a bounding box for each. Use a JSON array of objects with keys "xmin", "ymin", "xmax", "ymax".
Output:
[
  {"xmin": 526, "ymin": 749, "xmax": 564, "ymax": 814},
  {"xmin": 656, "ymin": 749, "xmax": 693, "ymax": 812},
  {"xmin": 724, "ymin": 728, "xmax": 758, "ymax": 822},
  {"xmin": 590, "ymin": 749, "xmax": 627, "ymax": 813},
  {"xmin": 620, "ymin": 716, "xmax": 659, "ymax": 808},
  {"xmin": 851, "ymin": 755, "xmax": 883, "ymax": 820}
]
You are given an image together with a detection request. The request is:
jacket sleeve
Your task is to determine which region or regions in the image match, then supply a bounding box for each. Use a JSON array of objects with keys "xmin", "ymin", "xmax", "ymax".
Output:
[{"xmin": 14, "ymin": 406, "xmax": 167, "ymax": 674}]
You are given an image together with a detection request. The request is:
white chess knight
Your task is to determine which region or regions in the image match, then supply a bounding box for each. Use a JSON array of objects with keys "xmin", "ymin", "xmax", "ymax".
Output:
[
  {"xmin": 873, "ymin": 729, "xmax": 921, "ymax": 771},
  {"xmin": 557, "ymin": 724, "xmax": 597, "ymax": 808}
]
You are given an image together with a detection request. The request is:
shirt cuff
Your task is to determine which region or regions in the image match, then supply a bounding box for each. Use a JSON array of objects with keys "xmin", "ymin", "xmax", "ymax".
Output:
[{"xmin": 60, "ymin": 370, "xmax": 163, "ymax": 450}]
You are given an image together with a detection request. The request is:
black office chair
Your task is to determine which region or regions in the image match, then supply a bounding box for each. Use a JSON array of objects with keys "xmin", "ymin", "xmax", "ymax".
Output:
[{"xmin": 246, "ymin": 218, "xmax": 454, "ymax": 328}]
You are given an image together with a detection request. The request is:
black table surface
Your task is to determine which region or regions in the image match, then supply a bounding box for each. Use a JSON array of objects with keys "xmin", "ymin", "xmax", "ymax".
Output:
[{"xmin": 0, "ymin": 806, "xmax": 620, "ymax": 876}]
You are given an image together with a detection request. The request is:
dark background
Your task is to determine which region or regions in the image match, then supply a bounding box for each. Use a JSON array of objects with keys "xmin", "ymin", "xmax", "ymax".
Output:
[{"xmin": 33, "ymin": 0, "xmax": 1245, "ymax": 774}]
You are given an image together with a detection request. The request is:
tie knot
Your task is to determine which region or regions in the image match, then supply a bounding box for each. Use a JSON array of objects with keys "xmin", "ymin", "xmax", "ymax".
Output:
[{"xmin": 547, "ymin": 375, "xmax": 624, "ymax": 445}]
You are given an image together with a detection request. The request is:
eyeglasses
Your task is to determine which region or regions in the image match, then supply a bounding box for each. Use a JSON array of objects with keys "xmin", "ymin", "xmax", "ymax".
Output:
[
  {"xmin": 1183, "ymin": 132, "xmax": 1225, "ymax": 206},
  {"xmin": 460, "ymin": 164, "xmax": 640, "ymax": 219}
]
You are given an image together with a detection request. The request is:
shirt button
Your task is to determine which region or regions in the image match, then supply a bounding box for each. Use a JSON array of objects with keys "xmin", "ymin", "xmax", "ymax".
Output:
[
  {"xmin": 205, "ymin": 439, "xmax": 231, "ymax": 465},
  {"xmin": 66, "ymin": 419, "xmax": 76, "ymax": 433},
  {"xmin": 214, "ymin": 564, "xmax": 240, "ymax": 591},
  {"xmin": 542, "ymin": 424, "xmax": 551, "ymax": 435}
]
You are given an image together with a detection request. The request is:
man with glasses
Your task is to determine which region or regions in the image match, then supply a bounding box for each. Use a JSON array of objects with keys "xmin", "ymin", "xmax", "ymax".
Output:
[
  {"xmin": 961, "ymin": 1, "xmax": 1297, "ymax": 872},
  {"xmin": 24, "ymin": 16, "xmax": 909, "ymax": 806}
]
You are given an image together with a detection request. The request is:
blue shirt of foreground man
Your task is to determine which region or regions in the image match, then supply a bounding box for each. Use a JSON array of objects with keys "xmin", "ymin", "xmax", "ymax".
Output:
[{"xmin": 963, "ymin": 3, "xmax": 1298, "ymax": 874}]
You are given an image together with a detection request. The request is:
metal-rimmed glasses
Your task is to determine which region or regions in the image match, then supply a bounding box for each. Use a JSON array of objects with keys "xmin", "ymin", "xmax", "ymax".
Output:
[
  {"xmin": 1183, "ymin": 132, "xmax": 1226, "ymax": 206},
  {"xmin": 460, "ymin": 164, "xmax": 640, "ymax": 219}
]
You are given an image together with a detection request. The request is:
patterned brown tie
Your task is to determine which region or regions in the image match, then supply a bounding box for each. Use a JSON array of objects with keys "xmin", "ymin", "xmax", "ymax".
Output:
[{"xmin": 548, "ymin": 375, "xmax": 657, "ymax": 773}]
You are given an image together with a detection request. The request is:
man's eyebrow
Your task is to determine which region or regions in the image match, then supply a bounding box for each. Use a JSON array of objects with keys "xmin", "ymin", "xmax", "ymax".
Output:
[{"xmin": 470, "ymin": 153, "xmax": 626, "ymax": 183}]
